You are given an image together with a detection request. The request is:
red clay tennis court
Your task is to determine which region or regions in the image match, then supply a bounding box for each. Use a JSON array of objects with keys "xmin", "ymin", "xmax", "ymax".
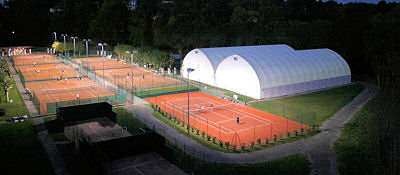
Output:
[
  {"xmin": 12, "ymin": 54, "xmax": 60, "ymax": 65},
  {"xmin": 16, "ymin": 63, "xmax": 81, "ymax": 81},
  {"xmin": 146, "ymin": 91, "xmax": 308, "ymax": 148},
  {"xmin": 26, "ymin": 78, "xmax": 119, "ymax": 114},
  {"xmin": 95, "ymin": 67, "xmax": 184, "ymax": 91},
  {"xmin": 73, "ymin": 57, "xmax": 131, "ymax": 70}
]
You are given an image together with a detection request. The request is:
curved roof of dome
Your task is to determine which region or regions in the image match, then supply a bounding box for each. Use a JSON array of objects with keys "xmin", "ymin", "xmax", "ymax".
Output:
[
  {"xmin": 217, "ymin": 48, "xmax": 351, "ymax": 89},
  {"xmin": 197, "ymin": 44, "xmax": 295, "ymax": 72}
]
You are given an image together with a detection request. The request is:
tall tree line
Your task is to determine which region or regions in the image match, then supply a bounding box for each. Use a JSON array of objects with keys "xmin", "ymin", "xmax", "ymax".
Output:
[{"xmin": 0, "ymin": 0, "xmax": 399, "ymax": 85}]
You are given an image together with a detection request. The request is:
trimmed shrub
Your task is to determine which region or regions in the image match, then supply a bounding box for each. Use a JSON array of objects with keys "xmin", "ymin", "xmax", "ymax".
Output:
[
  {"xmin": 201, "ymin": 131, "xmax": 205, "ymax": 138},
  {"xmin": 257, "ymin": 138, "xmax": 261, "ymax": 145},
  {"xmin": 196, "ymin": 129, "xmax": 200, "ymax": 135},
  {"xmin": 212, "ymin": 137, "xmax": 216, "ymax": 144},
  {"xmin": 207, "ymin": 135, "xmax": 211, "ymax": 141},
  {"xmin": 273, "ymin": 134, "xmax": 277, "ymax": 142},
  {"xmin": 265, "ymin": 138, "xmax": 269, "ymax": 144},
  {"xmin": 294, "ymin": 130, "xmax": 298, "ymax": 136},
  {"xmin": 287, "ymin": 131, "xmax": 291, "ymax": 138},
  {"xmin": 225, "ymin": 142, "xmax": 230, "ymax": 149},
  {"xmin": 251, "ymin": 141, "xmax": 255, "ymax": 148},
  {"xmin": 219, "ymin": 140, "xmax": 223, "ymax": 147},
  {"xmin": 241, "ymin": 143, "xmax": 246, "ymax": 150}
]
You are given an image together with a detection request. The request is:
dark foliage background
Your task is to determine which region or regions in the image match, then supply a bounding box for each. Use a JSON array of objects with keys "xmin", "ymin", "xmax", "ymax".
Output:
[{"xmin": 0, "ymin": 0, "xmax": 398, "ymax": 85}]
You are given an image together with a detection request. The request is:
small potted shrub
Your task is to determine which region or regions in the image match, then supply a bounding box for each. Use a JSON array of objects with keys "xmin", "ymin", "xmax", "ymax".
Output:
[
  {"xmin": 212, "ymin": 137, "xmax": 216, "ymax": 144},
  {"xmin": 225, "ymin": 142, "xmax": 230, "ymax": 149},
  {"xmin": 251, "ymin": 141, "xmax": 255, "ymax": 148},
  {"xmin": 265, "ymin": 138, "xmax": 269, "ymax": 144},
  {"xmin": 201, "ymin": 131, "xmax": 205, "ymax": 138},
  {"xmin": 241, "ymin": 143, "xmax": 246, "ymax": 150},
  {"xmin": 207, "ymin": 135, "xmax": 211, "ymax": 141},
  {"xmin": 232, "ymin": 145, "xmax": 237, "ymax": 152},
  {"xmin": 196, "ymin": 129, "xmax": 200, "ymax": 135},
  {"xmin": 294, "ymin": 130, "xmax": 298, "ymax": 136},
  {"xmin": 273, "ymin": 134, "xmax": 277, "ymax": 142},
  {"xmin": 287, "ymin": 131, "xmax": 291, "ymax": 138},
  {"xmin": 257, "ymin": 138, "xmax": 261, "ymax": 145},
  {"xmin": 219, "ymin": 140, "xmax": 223, "ymax": 147},
  {"xmin": 191, "ymin": 127, "xmax": 194, "ymax": 133}
]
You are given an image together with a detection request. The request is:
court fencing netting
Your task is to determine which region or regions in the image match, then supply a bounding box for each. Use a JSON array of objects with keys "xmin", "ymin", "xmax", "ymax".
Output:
[{"xmin": 31, "ymin": 91, "xmax": 126, "ymax": 115}]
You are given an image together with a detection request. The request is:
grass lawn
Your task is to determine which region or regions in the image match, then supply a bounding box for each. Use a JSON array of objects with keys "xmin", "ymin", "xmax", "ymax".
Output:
[
  {"xmin": 161, "ymin": 140, "xmax": 310, "ymax": 175},
  {"xmin": 189, "ymin": 80, "xmax": 255, "ymax": 102},
  {"xmin": 0, "ymin": 122, "xmax": 54, "ymax": 175},
  {"xmin": 195, "ymin": 154, "xmax": 310, "ymax": 175},
  {"xmin": 152, "ymin": 109, "xmax": 319, "ymax": 153},
  {"xmin": 0, "ymin": 79, "xmax": 30, "ymax": 121},
  {"xmin": 250, "ymin": 84, "xmax": 364, "ymax": 126},
  {"xmin": 134, "ymin": 85, "xmax": 197, "ymax": 97},
  {"xmin": 334, "ymin": 87, "xmax": 399, "ymax": 175}
]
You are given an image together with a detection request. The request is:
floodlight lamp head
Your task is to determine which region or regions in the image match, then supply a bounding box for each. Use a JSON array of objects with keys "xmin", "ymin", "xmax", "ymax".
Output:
[
  {"xmin": 87, "ymin": 39, "xmax": 91, "ymax": 42},
  {"xmin": 187, "ymin": 68, "xmax": 195, "ymax": 73},
  {"xmin": 126, "ymin": 51, "xmax": 131, "ymax": 54},
  {"xmin": 103, "ymin": 43, "xmax": 107, "ymax": 46},
  {"xmin": 53, "ymin": 32, "xmax": 56, "ymax": 34},
  {"xmin": 98, "ymin": 43, "xmax": 102, "ymax": 46},
  {"xmin": 133, "ymin": 50, "xmax": 138, "ymax": 54}
]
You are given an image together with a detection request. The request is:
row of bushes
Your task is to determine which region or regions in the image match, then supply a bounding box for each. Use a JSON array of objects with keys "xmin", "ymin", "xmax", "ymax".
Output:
[
  {"xmin": 151, "ymin": 103, "xmax": 316, "ymax": 152},
  {"xmin": 114, "ymin": 44, "xmax": 175, "ymax": 70},
  {"xmin": 52, "ymin": 41, "xmax": 84, "ymax": 53}
]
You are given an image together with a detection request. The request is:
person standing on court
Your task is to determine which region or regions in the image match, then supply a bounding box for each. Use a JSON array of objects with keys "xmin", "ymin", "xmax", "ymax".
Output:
[
  {"xmin": 76, "ymin": 93, "xmax": 80, "ymax": 100},
  {"xmin": 236, "ymin": 115, "xmax": 240, "ymax": 125}
]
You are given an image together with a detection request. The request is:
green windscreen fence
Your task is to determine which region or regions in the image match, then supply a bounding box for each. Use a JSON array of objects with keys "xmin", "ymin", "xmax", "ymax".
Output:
[
  {"xmin": 199, "ymin": 88, "xmax": 224, "ymax": 98},
  {"xmin": 46, "ymin": 94, "xmax": 126, "ymax": 114},
  {"xmin": 135, "ymin": 88, "xmax": 199, "ymax": 98},
  {"xmin": 32, "ymin": 91, "xmax": 41, "ymax": 113},
  {"xmin": 17, "ymin": 70, "xmax": 26, "ymax": 88}
]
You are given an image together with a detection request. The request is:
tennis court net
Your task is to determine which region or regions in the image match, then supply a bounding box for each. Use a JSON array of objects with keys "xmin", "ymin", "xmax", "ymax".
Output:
[
  {"xmin": 41, "ymin": 86, "xmax": 97, "ymax": 95},
  {"xmin": 181, "ymin": 103, "xmax": 235, "ymax": 114}
]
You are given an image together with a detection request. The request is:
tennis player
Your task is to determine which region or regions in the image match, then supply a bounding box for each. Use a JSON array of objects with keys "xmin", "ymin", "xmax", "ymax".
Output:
[{"xmin": 236, "ymin": 115, "xmax": 240, "ymax": 125}]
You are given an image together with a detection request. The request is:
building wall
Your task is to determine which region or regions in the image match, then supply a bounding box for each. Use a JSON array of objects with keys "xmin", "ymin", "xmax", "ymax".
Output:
[
  {"xmin": 215, "ymin": 55, "xmax": 261, "ymax": 99},
  {"xmin": 181, "ymin": 49, "xmax": 215, "ymax": 86}
]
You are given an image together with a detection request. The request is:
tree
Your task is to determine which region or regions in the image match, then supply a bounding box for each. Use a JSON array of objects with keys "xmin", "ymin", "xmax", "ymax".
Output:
[
  {"xmin": 0, "ymin": 60, "xmax": 13, "ymax": 103},
  {"xmin": 88, "ymin": 0, "xmax": 130, "ymax": 45}
]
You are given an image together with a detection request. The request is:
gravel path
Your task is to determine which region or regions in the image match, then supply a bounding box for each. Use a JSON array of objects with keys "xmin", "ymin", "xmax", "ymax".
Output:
[{"xmin": 125, "ymin": 85, "xmax": 377, "ymax": 175}]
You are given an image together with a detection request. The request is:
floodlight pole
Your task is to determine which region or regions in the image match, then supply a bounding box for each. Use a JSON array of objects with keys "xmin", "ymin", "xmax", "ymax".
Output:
[
  {"xmin": 53, "ymin": 32, "xmax": 57, "ymax": 42},
  {"xmin": 83, "ymin": 39, "xmax": 90, "ymax": 72},
  {"xmin": 71, "ymin": 36, "xmax": 77, "ymax": 57},
  {"xmin": 61, "ymin": 34, "xmax": 67, "ymax": 58},
  {"xmin": 98, "ymin": 43, "xmax": 107, "ymax": 82},
  {"xmin": 127, "ymin": 50, "xmax": 138, "ymax": 103},
  {"xmin": 186, "ymin": 68, "xmax": 195, "ymax": 133}
]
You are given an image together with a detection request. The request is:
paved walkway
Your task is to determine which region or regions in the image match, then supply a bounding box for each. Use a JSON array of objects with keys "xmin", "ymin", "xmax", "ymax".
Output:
[
  {"xmin": 3, "ymin": 56, "xmax": 71, "ymax": 175},
  {"xmin": 125, "ymin": 85, "xmax": 377, "ymax": 175}
]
